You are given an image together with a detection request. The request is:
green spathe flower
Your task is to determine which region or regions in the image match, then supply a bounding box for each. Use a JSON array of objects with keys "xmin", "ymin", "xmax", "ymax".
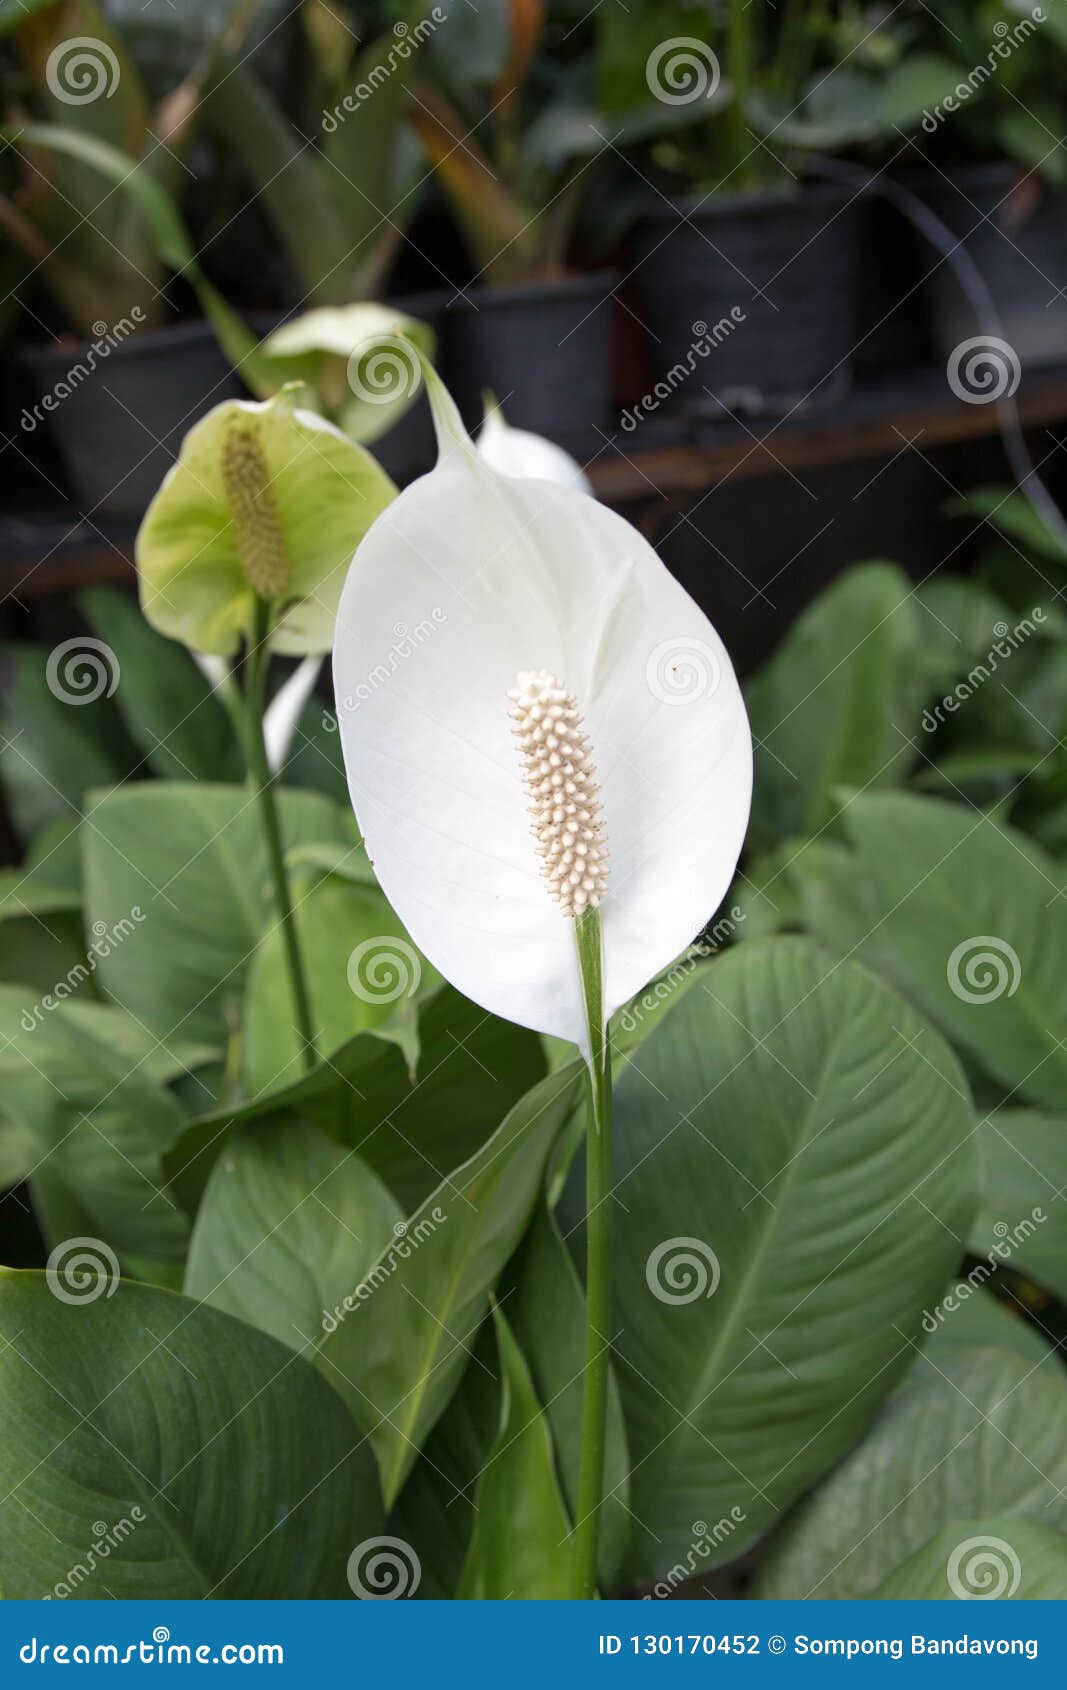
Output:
[
  {"xmin": 332, "ymin": 359, "xmax": 752, "ymax": 1054},
  {"xmin": 137, "ymin": 391, "xmax": 396, "ymax": 657},
  {"xmin": 257, "ymin": 305, "xmax": 435, "ymax": 445}
]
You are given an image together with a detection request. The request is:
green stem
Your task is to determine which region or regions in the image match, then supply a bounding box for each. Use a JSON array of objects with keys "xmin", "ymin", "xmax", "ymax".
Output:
[
  {"xmin": 571, "ymin": 907, "xmax": 612, "ymax": 1600},
  {"xmin": 243, "ymin": 597, "xmax": 317, "ymax": 1070},
  {"xmin": 726, "ymin": 0, "xmax": 754, "ymax": 187}
]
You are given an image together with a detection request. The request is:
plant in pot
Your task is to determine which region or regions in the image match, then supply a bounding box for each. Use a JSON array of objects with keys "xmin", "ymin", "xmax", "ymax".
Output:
[
  {"xmin": 905, "ymin": 0, "xmax": 1067, "ymax": 372},
  {"xmin": 0, "ymin": 0, "xmax": 261, "ymax": 515},
  {"xmin": 613, "ymin": 0, "xmax": 966, "ymax": 420},
  {"xmin": 404, "ymin": 0, "xmax": 634, "ymax": 458}
]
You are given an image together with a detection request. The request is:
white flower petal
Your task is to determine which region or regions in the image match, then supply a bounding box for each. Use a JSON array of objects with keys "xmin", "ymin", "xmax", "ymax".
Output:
[
  {"xmin": 263, "ymin": 655, "xmax": 323, "ymax": 774},
  {"xmin": 476, "ymin": 403, "xmax": 593, "ymax": 495},
  {"xmin": 333, "ymin": 367, "xmax": 751, "ymax": 1051}
]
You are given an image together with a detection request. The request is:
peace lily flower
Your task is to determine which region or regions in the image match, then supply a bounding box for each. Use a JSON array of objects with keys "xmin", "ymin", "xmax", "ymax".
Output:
[
  {"xmin": 137, "ymin": 390, "xmax": 396, "ymax": 657},
  {"xmin": 332, "ymin": 359, "xmax": 752, "ymax": 1057},
  {"xmin": 256, "ymin": 304, "xmax": 435, "ymax": 445},
  {"xmin": 476, "ymin": 395, "xmax": 593, "ymax": 495}
]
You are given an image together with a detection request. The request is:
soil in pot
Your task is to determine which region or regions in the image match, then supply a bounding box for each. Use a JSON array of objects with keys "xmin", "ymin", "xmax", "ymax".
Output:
[
  {"xmin": 441, "ymin": 272, "xmax": 615, "ymax": 462},
  {"xmin": 17, "ymin": 319, "xmax": 243, "ymax": 518},
  {"xmin": 918, "ymin": 163, "xmax": 1067, "ymax": 370},
  {"xmin": 625, "ymin": 183, "xmax": 864, "ymax": 421}
]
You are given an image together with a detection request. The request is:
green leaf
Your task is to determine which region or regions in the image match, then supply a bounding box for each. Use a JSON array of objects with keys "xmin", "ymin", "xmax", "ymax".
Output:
[
  {"xmin": 0, "ymin": 1270, "xmax": 381, "ymax": 1597},
  {"xmin": 758, "ymin": 1348, "xmax": 1067, "ymax": 1598},
  {"xmin": 745, "ymin": 563, "xmax": 924, "ymax": 846},
  {"xmin": 458, "ymin": 1309, "xmax": 574, "ymax": 1598},
  {"xmin": 185, "ymin": 1120, "xmax": 403, "ymax": 1355},
  {"xmin": 320, "ymin": 1062, "xmax": 584, "ymax": 1506},
  {"xmin": 243, "ymin": 874, "xmax": 441, "ymax": 1091},
  {"xmin": 826, "ymin": 793, "xmax": 1067, "ymax": 1109},
  {"xmin": 82, "ymin": 782, "xmax": 349, "ymax": 1046},
  {"xmin": 0, "ymin": 987, "xmax": 189, "ymax": 1258},
  {"xmin": 914, "ymin": 1286, "xmax": 1056, "ymax": 1377},
  {"xmin": 873, "ymin": 1518, "xmax": 1067, "ymax": 1599},
  {"xmin": 972, "ymin": 1110, "xmax": 1067, "ymax": 1302},
  {"xmin": 579, "ymin": 937, "xmax": 976, "ymax": 1587},
  {"xmin": 962, "ymin": 487, "xmax": 1067, "ymax": 567},
  {"xmin": 506, "ymin": 1203, "xmax": 630, "ymax": 1589},
  {"xmin": 78, "ymin": 586, "xmax": 242, "ymax": 782}
]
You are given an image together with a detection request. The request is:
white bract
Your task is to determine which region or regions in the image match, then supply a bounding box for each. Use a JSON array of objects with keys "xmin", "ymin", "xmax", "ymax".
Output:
[
  {"xmin": 476, "ymin": 400, "xmax": 593, "ymax": 495},
  {"xmin": 333, "ymin": 361, "xmax": 751, "ymax": 1051}
]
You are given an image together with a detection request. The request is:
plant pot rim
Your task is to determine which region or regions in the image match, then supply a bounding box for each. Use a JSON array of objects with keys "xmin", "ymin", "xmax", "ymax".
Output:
[
  {"xmin": 17, "ymin": 316, "xmax": 219, "ymax": 371},
  {"xmin": 917, "ymin": 158, "xmax": 1050, "ymax": 197},
  {"xmin": 635, "ymin": 180, "xmax": 859, "ymax": 225},
  {"xmin": 451, "ymin": 269, "xmax": 618, "ymax": 311}
]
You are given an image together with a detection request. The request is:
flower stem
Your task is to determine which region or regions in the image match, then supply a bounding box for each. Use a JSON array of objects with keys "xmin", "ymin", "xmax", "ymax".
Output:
[
  {"xmin": 572, "ymin": 906, "xmax": 612, "ymax": 1600},
  {"xmin": 244, "ymin": 597, "xmax": 317, "ymax": 1070}
]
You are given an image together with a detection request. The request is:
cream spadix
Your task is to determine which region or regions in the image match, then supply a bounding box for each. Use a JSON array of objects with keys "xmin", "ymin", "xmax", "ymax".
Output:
[{"xmin": 332, "ymin": 358, "xmax": 752, "ymax": 1052}]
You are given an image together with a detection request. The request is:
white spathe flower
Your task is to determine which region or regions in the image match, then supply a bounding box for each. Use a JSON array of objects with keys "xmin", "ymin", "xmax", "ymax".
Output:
[
  {"xmin": 263, "ymin": 655, "xmax": 323, "ymax": 775},
  {"xmin": 476, "ymin": 399, "xmax": 593, "ymax": 495},
  {"xmin": 332, "ymin": 361, "xmax": 751, "ymax": 1053}
]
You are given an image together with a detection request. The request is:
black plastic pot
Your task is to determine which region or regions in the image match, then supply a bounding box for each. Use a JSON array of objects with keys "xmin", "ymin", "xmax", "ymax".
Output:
[
  {"xmin": 625, "ymin": 184, "xmax": 864, "ymax": 419},
  {"xmin": 17, "ymin": 319, "xmax": 242, "ymax": 517},
  {"xmin": 918, "ymin": 163, "xmax": 1067, "ymax": 369},
  {"xmin": 441, "ymin": 272, "xmax": 616, "ymax": 460}
]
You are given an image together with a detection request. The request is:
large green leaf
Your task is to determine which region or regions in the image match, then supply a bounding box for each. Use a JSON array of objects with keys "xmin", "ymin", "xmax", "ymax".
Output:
[
  {"xmin": 577, "ymin": 938, "xmax": 976, "ymax": 1587},
  {"xmin": 873, "ymin": 1518, "xmax": 1067, "ymax": 1599},
  {"xmin": 167, "ymin": 982, "xmax": 546, "ymax": 1215},
  {"xmin": 745, "ymin": 563, "xmax": 924, "ymax": 847},
  {"xmin": 0, "ymin": 987, "xmax": 189, "ymax": 1258},
  {"xmin": 82, "ymin": 782, "xmax": 348, "ymax": 1046},
  {"xmin": 758, "ymin": 1348, "xmax": 1067, "ymax": 1598},
  {"xmin": 320, "ymin": 1061, "xmax": 584, "ymax": 1506},
  {"xmin": 824, "ymin": 793, "xmax": 1067, "ymax": 1109},
  {"xmin": 78, "ymin": 586, "xmax": 242, "ymax": 782},
  {"xmin": 0, "ymin": 1270, "xmax": 380, "ymax": 1598},
  {"xmin": 972, "ymin": 1110, "xmax": 1067, "ymax": 1302},
  {"xmin": 458, "ymin": 1309, "xmax": 573, "ymax": 1599},
  {"xmin": 184, "ymin": 1120, "xmax": 403, "ymax": 1353}
]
